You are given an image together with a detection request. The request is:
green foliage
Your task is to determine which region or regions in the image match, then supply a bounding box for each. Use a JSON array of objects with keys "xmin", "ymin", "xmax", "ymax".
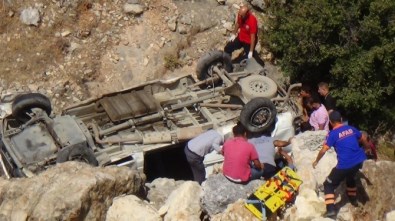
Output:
[{"xmin": 264, "ymin": 0, "xmax": 395, "ymax": 131}]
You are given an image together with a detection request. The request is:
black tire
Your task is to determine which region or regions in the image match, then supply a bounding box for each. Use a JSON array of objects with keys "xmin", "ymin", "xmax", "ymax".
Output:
[
  {"xmin": 56, "ymin": 145, "xmax": 99, "ymax": 166},
  {"xmin": 240, "ymin": 97, "xmax": 277, "ymax": 133},
  {"xmin": 12, "ymin": 93, "xmax": 52, "ymax": 122},
  {"xmin": 196, "ymin": 50, "xmax": 233, "ymax": 82}
]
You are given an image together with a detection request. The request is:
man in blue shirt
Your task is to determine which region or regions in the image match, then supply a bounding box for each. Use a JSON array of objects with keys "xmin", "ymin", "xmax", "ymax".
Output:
[{"xmin": 312, "ymin": 111, "xmax": 371, "ymax": 219}]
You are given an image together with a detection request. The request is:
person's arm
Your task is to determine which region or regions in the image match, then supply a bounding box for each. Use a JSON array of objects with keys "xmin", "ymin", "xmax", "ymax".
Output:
[
  {"xmin": 252, "ymin": 159, "xmax": 263, "ymax": 170},
  {"xmin": 275, "ymin": 139, "xmax": 294, "ymax": 168},
  {"xmin": 316, "ymin": 109, "xmax": 328, "ymax": 130},
  {"xmin": 249, "ymin": 34, "xmax": 256, "ymax": 52},
  {"xmin": 312, "ymin": 145, "xmax": 330, "ymax": 168},
  {"xmin": 273, "ymin": 139, "xmax": 291, "ymax": 148},
  {"xmin": 232, "ymin": 15, "xmax": 240, "ymax": 35},
  {"xmin": 228, "ymin": 17, "xmax": 240, "ymax": 42},
  {"xmin": 326, "ymin": 95, "xmax": 336, "ymax": 113},
  {"xmin": 212, "ymin": 136, "xmax": 223, "ymax": 153},
  {"xmin": 220, "ymin": 142, "xmax": 226, "ymax": 155},
  {"xmin": 250, "ymin": 144, "xmax": 262, "ymax": 170},
  {"xmin": 278, "ymin": 147, "xmax": 293, "ymax": 166},
  {"xmin": 359, "ymin": 133, "xmax": 372, "ymax": 155},
  {"xmin": 233, "ymin": 22, "xmax": 239, "ymax": 35}
]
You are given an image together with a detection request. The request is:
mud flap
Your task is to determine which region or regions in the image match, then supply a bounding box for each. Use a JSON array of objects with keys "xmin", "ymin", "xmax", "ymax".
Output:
[{"xmin": 245, "ymin": 167, "xmax": 303, "ymax": 220}]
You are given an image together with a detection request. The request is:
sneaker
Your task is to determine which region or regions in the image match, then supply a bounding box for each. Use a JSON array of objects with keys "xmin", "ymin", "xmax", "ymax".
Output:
[{"xmin": 324, "ymin": 210, "xmax": 337, "ymax": 219}]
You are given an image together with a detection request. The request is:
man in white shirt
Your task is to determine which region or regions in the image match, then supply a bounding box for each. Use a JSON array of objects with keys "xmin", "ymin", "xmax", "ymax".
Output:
[
  {"xmin": 184, "ymin": 130, "xmax": 224, "ymax": 184},
  {"xmin": 249, "ymin": 133, "xmax": 294, "ymax": 179}
]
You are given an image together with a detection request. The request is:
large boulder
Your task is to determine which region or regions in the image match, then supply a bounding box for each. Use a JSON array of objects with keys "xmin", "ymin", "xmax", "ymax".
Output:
[
  {"xmin": 353, "ymin": 160, "xmax": 395, "ymax": 220},
  {"xmin": 146, "ymin": 178, "xmax": 185, "ymax": 210},
  {"xmin": 201, "ymin": 173, "xmax": 264, "ymax": 216},
  {"xmin": 0, "ymin": 162, "xmax": 145, "ymax": 220},
  {"xmin": 284, "ymin": 131, "xmax": 341, "ymax": 220},
  {"xmin": 160, "ymin": 181, "xmax": 202, "ymax": 221},
  {"xmin": 106, "ymin": 195, "xmax": 161, "ymax": 221},
  {"xmin": 211, "ymin": 199, "xmax": 260, "ymax": 221}
]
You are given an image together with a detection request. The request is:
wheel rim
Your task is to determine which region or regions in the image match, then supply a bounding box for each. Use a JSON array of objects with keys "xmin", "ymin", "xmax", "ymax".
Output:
[
  {"xmin": 250, "ymin": 107, "xmax": 273, "ymax": 128},
  {"xmin": 248, "ymin": 80, "xmax": 270, "ymax": 93}
]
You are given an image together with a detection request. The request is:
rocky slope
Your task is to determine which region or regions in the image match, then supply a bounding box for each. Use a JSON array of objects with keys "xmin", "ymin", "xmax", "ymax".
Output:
[{"xmin": 1, "ymin": 0, "xmax": 270, "ymax": 114}]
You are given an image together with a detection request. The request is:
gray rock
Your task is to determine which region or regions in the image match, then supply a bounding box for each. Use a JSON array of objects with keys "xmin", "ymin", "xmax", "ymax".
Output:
[
  {"xmin": 354, "ymin": 160, "xmax": 395, "ymax": 220},
  {"xmin": 211, "ymin": 199, "xmax": 260, "ymax": 221},
  {"xmin": 61, "ymin": 30, "xmax": 71, "ymax": 37},
  {"xmin": 247, "ymin": 0, "xmax": 266, "ymax": 11},
  {"xmin": 20, "ymin": 7, "xmax": 41, "ymax": 26},
  {"xmin": 123, "ymin": 3, "xmax": 144, "ymax": 16},
  {"xmin": 178, "ymin": 24, "xmax": 188, "ymax": 35},
  {"xmin": 179, "ymin": 15, "xmax": 192, "ymax": 25},
  {"xmin": 217, "ymin": 0, "xmax": 226, "ymax": 5},
  {"xmin": 160, "ymin": 181, "xmax": 202, "ymax": 221},
  {"xmin": 201, "ymin": 174, "xmax": 264, "ymax": 215},
  {"xmin": 146, "ymin": 178, "xmax": 185, "ymax": 210},
  {"xmin": 223, "ymin": 22, "xmax": 233, "ymax": 31},
  {"xmin": 27, "ymin": 84, "xmax": 39, "ymax": 91},
  {"xmin": 167, "ymin": 16, "xmax": 177, "ymax": 32},
  {"xmin": 69, "ymin": 42, "xmax": 81, "ymax": 53}
]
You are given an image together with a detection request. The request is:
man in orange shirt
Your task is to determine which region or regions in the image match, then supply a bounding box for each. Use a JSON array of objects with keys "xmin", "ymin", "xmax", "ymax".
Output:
[{"xmin": 225, "ymin": 5, "xmax": 258, "ymax": 60}]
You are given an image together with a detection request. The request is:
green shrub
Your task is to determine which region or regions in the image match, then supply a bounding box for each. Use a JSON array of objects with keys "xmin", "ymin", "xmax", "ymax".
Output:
[{"xmin": 264, "ymin": 0, "xmax": 395, "ymax": 132}]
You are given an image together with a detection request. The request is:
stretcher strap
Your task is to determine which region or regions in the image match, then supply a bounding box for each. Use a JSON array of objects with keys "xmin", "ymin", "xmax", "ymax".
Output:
[{"xmin": 245, "ymin": 199, "xmax": 267, "ymax": 221}]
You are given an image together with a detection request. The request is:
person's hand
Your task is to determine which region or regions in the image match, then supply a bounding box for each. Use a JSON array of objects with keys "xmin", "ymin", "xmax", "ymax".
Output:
[
  {"xmin": 248, "ymin": 51, "xmax": 253, "ymax": 59},
  {"xmin": 228, "ymin": 34, "xmax": 236, "ymax": 42},
  {"xmin": 312, "ymin": 160, "xmax": 318, "ymax": 169},
  {"xmin": 288, "ymin": 164, "xmax": 296, "ymax": 171}
]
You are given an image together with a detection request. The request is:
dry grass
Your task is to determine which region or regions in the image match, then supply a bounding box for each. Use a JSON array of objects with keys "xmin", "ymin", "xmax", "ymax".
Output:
[
  {"xmin": 377, "ymin": 142, "xmax": 395, "ymax": 161},
  {"xmin": 164, "ymin": 54, "xmax": 182, "ymax": 70}
]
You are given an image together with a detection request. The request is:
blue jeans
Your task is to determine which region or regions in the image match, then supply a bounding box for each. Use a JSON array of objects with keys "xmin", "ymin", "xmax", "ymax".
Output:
[
  {"xmin": 250, "ymin": 167, "xmax": 263, "ymax": 180},
  {"xmin": 250, "ymin": 163, "xmax": 278, "ymax": 180},
  {"xmin": 184, "ymin": 146, "xmax": 205, "ymax": 184}
]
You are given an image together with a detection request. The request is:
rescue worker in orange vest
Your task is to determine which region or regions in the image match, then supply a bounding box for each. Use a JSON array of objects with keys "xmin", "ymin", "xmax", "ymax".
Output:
[{"xmin": 312, "ymin": 111, "xmax": 371, "ymax": 219}]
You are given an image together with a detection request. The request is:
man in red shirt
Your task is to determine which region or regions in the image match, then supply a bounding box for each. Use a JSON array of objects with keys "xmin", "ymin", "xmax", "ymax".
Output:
[
  {"xmin": 224, "ymin": 5, "xmax": 258, "ymax": 60},
  {"xmin": 222, "ymin": 122, "xmax": 262, "ymax": 183}
]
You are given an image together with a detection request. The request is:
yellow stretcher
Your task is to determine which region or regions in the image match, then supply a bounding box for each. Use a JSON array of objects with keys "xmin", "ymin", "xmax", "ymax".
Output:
[{"xmin": 245, "ymin": 167, "xmax": 303, "ymax": 220}]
